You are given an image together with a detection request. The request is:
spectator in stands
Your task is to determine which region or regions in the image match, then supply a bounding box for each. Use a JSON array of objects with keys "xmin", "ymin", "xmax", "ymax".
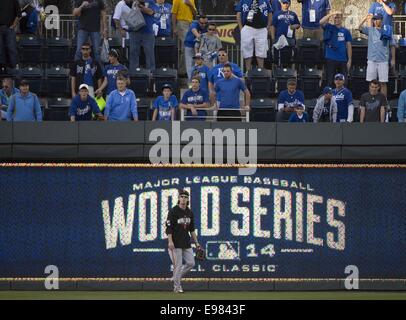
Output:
[
  {"xmin": 184, "ymin": 15, "xmax": 209, "ymax": 79},
  {"xmin": 69, "ymin": 84, "xmax": 103, "ymax": 122},
  {"xmin": 180, "ymin": 76, "xmax": 210, "ymax": 121},
  {"xmin": 288, "ymin": 103, "xmax": 308, "ymax": 122},
  {"xmin": 195, "ymin": 23, "xmax": 222, "ymax": 67},
  {"xmin": 129, "ymin": 0, "xmax": 156, "ymax": 72},
  {"xmin": 359, "ymin": 79, "xmax": 387, "ymax": 123},
  {"xmin": 214, "ymin": 64, "xmax": 251, "ymax": 119},
  {"xmin": 152, "ymin": 0, "xmax": 172, "ymax": 37},
  {"xmin": 95, "ymin": 49, "xmax": 128, "ymax": 98},
  {"xmin": 113, "ymin": 0, "xmax": 133, "ymax": 39},
  {"xmin": 236, "ymin": 0, "xmax": 273, "ymax": 70},
  {"xmin": 276, "ymin": 78, "xmax": 305, "ymax": 122},
  {"xmin": 172, "ymin": 0, "xmax": 197, "ymax": 76},
  {"xmin": 208, "ymin": 48, "xmax": 243, "ymax": 104},
  {"xmin": 0, "ymin": 0, "xmax": 21, "ymax": 71},
  {"xmin": 271, "ymin": 0, "xmax": 281, "ymax": 13},
  {"xmin": 105, "ymin": 76, "xmax": 138, "ymax": 121},
  {"xmin": 271, "ymin": 0, "xmax": 300, "ymax": 47},
  {"xmin": 20, "ymin": 3, "xmax": 39, "ymax": 35},
  {"xmin": 397, "ymin": 87, "xmax": 406, "ymax": 122},
  {"xmin": 332, "ymin": 73, "xmax": 354, "ymax": 122},
  {"xmin": 70, "ymin": 42, "xmax": 104, "ymax": 98},
  {"xmin": 358, "ymin": 13, "xmax": 396, "ymax": 97},
  {"xmin": 298, "ymin": 0, "xmax": 331, "ymax": 41},
  {"xmin": 73, "ymin": 0, "xmax": 107, "ymax": 63},
  {"xmin": 313, "ymin": 86, "xmax": 337, "ymax": 123},
  {"xmin": 320, "ymin": 11, "xmax": 352, "ymax": 87},
  {"xmin": 6, "ymin": 79, "xmax": 42, "ymax": 122},
  {"xmin": 152, "ymin": 84, "xmax": 178, "ymax": 121},
  {"xmin": 191, "ymin": 53, "xmax": 210, "ymax": 94},
  {"xmin": 368, "ymin": 0, "xmax": 396, "ymax": 28},
  {"xmin": 0, "ymin": 78, "xmax": 20, "ymax": 120}
]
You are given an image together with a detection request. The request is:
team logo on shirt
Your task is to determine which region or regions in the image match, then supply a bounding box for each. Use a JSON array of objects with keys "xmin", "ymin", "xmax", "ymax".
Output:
[
  {"xmin": 241, "ymin": 2, "xmax": 269, "ymax": 16},
  {"xmin": 177, "ymin": 217, "xmax": 191, "ymax": 229},
  {"xmin": 337, "ymin": 32, "xmax": 345, "ymax": 41}
]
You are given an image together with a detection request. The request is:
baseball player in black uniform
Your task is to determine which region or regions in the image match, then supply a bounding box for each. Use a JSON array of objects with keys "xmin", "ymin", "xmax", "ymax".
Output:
[{"xmin": 165, "ymin": 189, "xmax": 200, "ymax": 293}]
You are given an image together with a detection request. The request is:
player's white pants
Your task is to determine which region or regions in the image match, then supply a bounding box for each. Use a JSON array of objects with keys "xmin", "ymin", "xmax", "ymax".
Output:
[{"xmin": 168, "ymin": 248, "xmax": 195, "ymax": 290}]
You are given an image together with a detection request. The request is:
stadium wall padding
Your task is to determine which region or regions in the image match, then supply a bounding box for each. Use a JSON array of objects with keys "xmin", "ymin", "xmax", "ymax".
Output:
[
  {"xmin": 2, "ymin": 122, "xmax": 406, "ymax": 162},
  {"xmin": 0, "ymin": 164, "xmax": 406, "ymax": 285}
]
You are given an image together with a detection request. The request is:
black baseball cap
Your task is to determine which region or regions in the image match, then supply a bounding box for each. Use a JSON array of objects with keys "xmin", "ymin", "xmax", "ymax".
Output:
[
  {"xmin": 179, "ymin": 189, "xmax": 189, "ymax": 197},
  {"xmin": 162, "ymin": 83, "xmax": 173, "ymax": 92}
]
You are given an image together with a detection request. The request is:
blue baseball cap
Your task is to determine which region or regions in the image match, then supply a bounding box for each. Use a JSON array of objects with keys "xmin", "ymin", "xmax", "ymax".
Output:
[
  {"xmin": 334, "ymin": 73, "xmax": 345, "ymax": 81},
  {"xmin": 372, "ymin": 13, "xmax": 383, "ymax": 20},
  {"xmin": 323, "ymin": 86, "xmax": 333, "ymax": 94},
  {"xmin": 281, "ymin": 0, "xmax": 291, "ymax": 3}
]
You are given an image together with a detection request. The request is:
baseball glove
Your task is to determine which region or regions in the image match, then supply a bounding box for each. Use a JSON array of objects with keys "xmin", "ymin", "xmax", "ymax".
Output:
[{"xmin": 195, "ymin": 246, "xmax": 206, "ymax": 261}]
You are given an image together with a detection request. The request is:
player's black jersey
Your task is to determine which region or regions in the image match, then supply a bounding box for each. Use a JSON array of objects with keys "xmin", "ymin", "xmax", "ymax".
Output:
[{"xmin": 165, "ymin": 205, "xmax": 195, "ymax": 249}]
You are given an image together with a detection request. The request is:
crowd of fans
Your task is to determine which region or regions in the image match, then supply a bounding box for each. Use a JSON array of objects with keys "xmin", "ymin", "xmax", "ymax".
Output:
[{"xmin": 0, "ymin": 0, "xmax": 406, "ymax": 123}]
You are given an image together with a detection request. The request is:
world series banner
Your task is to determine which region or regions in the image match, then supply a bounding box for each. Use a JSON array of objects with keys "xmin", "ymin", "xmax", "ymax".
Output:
[{"xmin": 0, "ymin": 164, "xmax": 405, "ymax": 280}]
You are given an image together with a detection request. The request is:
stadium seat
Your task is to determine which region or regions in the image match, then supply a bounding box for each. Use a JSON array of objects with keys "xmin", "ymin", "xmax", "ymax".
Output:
[
  {"xmin": 353, "ymin": 100, "xmax": 360, "ymax": 122},
  {"xmin": 348, "ymin": 66, "xmax": 368, "ymax": 100},
  {"xmin": 107, "ymin": 37, "xmax": 122, "ymax": 51},
  {"xmin": 399, "ymin": 69, "xmax": 406, "ymax": 92},
  {"xmin": 43, "ymin": 37, "xmax": 71, "ymax": 65},
  {"xmin": 246, "ymin": 68, "xmax": 272, "ymax": 98},
  {"xmin": 250, "ymin": 98, "xmax": 275, "ymax": 122},
  {"xmin": 129, "ymin": 68, "xmax": 151, "ymax": 97},
  {"xmin": 136, "ymin": 98, "xmax": 152, "ymax": 121},
  {"xmin": 397, "ymin": 43, "xmax": 406, "ymax": 67},
  {"xmin": 274, "ymin": 67, "xmax": 297, "ymax": 94},
  {"xmin": 44, "ymin": 97, "xmax": 71, "ymax": 121},
  {"xmin": 152, "ymin": 68, "xmax": 178, "ymax": 94},
  {"xmin": 296, "ymin": 37, "xmax": 321, "ymax": 68},
  {"xmin": 389, "ymin": 99, "xmax": 399, "ymax": 122},
  {"xmin": 155, "ymin": 37, "xmax": 178, "ymax": 69},
  {"xmin": 304, "ymin": 98, "xmax": 317, "ymax": 121},
  {"xmin": 17, "ymin": 66, "xmax": 43, "ymax": 95},
  {"xmin": 298, "ymin": 67, "xmax": 322, "ymax": 99},
  {"xmin": 273, "ymin": 45, "xmax": 295, "ymax": 67},
  {"xmin": 387, "ymin": 67, "xmax": 398, "ymax": 100},
  {"xmin": 43, "ymin": 66, "xmax": 70, "ymax": 97},
  {"xmin": 18, "ymin": 35, "xmax": 42, "ymax": 65},
  {"xmin": 351, "ymin": 37, "xmax": 368, "ymax": 66}
]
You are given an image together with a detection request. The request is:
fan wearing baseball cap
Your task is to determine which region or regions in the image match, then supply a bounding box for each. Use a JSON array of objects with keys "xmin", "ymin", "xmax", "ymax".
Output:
[
  {"xmin": 69, "ymin": 84, "xmax": 104, "ymax": 122},
  {"xmin": 358, "ymin": 12, "xmax": 396, "ymax": 97},
  {"xmin": 313, "ymin": 86, "xmax": 338, "ymax": 123},
  {"xmin": 152, "ymin": 84, "xmax": 179, "ymax": 121},
  {"xmin": 333, "ymin": 74, "xmax": 354, "ymax": 122}
]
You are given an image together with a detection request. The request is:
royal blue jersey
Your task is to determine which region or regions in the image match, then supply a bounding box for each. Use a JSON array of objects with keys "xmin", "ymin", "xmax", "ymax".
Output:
[
  {"xmin": 139, "ymin": 0, "xmax": 156, "ymax": 34},
  {"xmin": 191, "ymin": 64, "xmax": 211, "ymax": 93},
  {"xmin": 333, "ymin": 87, "xmax": 353, "ymax": 122},
  {"xmin": 277, "ymin": 89, "xmax": 305, "ymax": 109},
  {"xmin": 151, "ymin": 2, "xmax": 172, "ymax": 36},
  {"xmin": 153, "ymin": 95, "xmax": 178, "ymax": 121},
  {"xmin": 369, "ymin": 2, "xmax": 396, "ymax": 27},
  {"xmin": 181, "ymin": 88, "xmax": 209, "ymax": 121},
  {"xmin": 83, "ymin": 58, "xmax": 95, "ymax": 87},
  {"xmin": 301, "ymin": 0, "xmax": 331, "ymax": 29},
  {"xmin": 69, "ymin": 95, "xmax": 101, "ymax": 121},
  {"xmin": 184, "ymin": 20, "xmax": 208, "ymax": 48},
  {"xmin": 235, "ymin": 0, "xmax": 273, "ymax": 26},
  {"xmin": 209, "ymin": 63, "xmax": 243, "ymax": 85},
  {"xmin": 271, "ymin": 0, "xmax": 281, "ymax": 13},
  {"xmin": 215, "ymin": 77, "xmax": 246, "ymax": 109},
  {"xmin": 289, "ymin": 112, "xmax": 309, "ymax": 122},
  {"xmin": 272, "ymin": 10, "xmax": 300, "ymax": 40},
  {"xmin": 103, "ymin": 64, "xmax": 128, "ymax": 95},
  {"xmin": 323, "ymin": 24, "xmax": 352, "ymax": 62}
]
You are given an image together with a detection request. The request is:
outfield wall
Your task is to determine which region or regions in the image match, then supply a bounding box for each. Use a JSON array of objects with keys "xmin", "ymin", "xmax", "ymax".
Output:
[{"xmin": 0, "ymin": 164, "xmax": 405, "ymax": 290}]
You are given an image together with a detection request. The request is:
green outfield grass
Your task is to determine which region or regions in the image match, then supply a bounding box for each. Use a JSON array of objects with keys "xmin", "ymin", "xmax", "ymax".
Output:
[{"xmin": 0, "ymin": 291, "xmax": 406, "ymax": 300}]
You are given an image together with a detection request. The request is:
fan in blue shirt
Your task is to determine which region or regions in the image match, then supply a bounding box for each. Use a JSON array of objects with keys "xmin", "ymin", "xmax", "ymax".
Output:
[
  {"xmin": 190, "ymin": 53, "xmax": 210, "ymax": 93},
  {"xmin": 300, "ymin": 0, "xmax": 331, "ymax": 30},
  {"xmin": 214, "ymin": 64, "xmax": 251, "ymax": 109},
  {"xmin": 70, "ymin": 84, "xmax": 103, "ymax": 121},
  {"xmin": 152, "ymin": 84, "xmax": 178, "ymax": 121},
  {"xmin": 368, "ymin": 1, "xmax": 396, "ymax": 27},
  {"xmin": 332, "ymin": 74, "xmax": 354, "ymax": 122},
  {"xmin": 288, "ymin": 108, "xmax": 309, "ymax": 122},
  {"xmin": 184, "ymin": 19, "xmax": 208, "ymax": 48},
  {"xmin": 271, "ymin": 1, "xmax": 301, "ymax": 41},
  {"xmin": 96, "ymin": 49, "xmax": 128, "ymax": 96},
  {"xmin": 271, "ymin": 0, "xmax": 281, "ymax": 13},
  {"xmin": 151, "ymin": 0, "xmax": 172, "ymax": 36},
  {"xmin": 105, "ymin": 77, "xmax": 138, "ymax": 121},
  {"xmin": 180, "ymin": 77, "xmax": 210, "ymax": 121}
]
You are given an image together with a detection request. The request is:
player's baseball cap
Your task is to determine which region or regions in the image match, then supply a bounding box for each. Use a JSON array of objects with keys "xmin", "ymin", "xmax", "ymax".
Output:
[
  {"xmin": 179, "ymin": 189, "xmax": 190, "ymax": 197},
  {"xmin": 334, "ymin": 73, "xmax": 345, "ymax": 81},
  {"xmin": 79, "ymin": 84, "xmax": 89, "ymax": 91},
  {"xmin": 162, "ymin": 83, "xmax": 173, "ymax": 92},
  {"xmin": 323, "ymin": 86, "xmax": 333, "ymax": 94},
  {"xmin": 372, "ymin": 13, "xmax": 383, "ymax": 20},
  {"xmin": 193, "ymin": 53, "xmax": 203, "ymax": 59}
]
